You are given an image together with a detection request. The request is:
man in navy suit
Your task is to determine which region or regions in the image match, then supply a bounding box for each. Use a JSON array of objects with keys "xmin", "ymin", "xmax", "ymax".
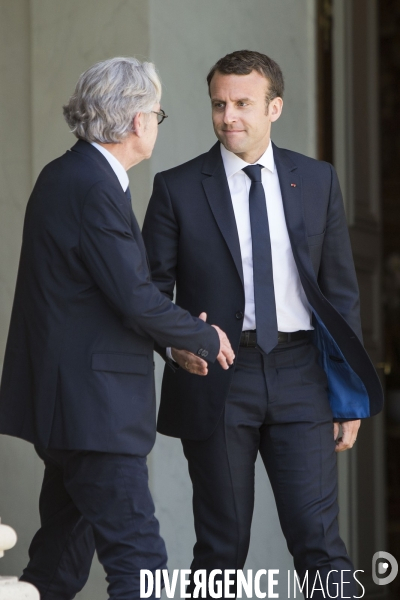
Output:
[
  {"xmin": 142, "ymin": 50, "xmax": 383, "ymax": 598},
  {"xmin": 0, "ymin": 57, "xmax": 234, "ymax": 600}
]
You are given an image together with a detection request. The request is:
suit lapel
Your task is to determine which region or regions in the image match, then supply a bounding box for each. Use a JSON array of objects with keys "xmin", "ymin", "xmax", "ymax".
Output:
[
  {"xmin": 273, "ymin": 143, "xmax": 318, "ymax": 291},
  {"xmin": 129, "ymin": 209, "xmax": 151, "ymax": 274},
  {"xmin": 201, "ymin": 144, "xmax": 244, "ymax": 284}
]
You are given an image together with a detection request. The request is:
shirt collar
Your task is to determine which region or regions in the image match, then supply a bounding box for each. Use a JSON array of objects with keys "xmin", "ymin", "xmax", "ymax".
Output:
[
  {"xmin": 220, "ymin": 140, "xmax": 275, "ymax": 178},
  {"xmin": 91, "ymin": 142, "xmax": 130, "ymax": 192}
]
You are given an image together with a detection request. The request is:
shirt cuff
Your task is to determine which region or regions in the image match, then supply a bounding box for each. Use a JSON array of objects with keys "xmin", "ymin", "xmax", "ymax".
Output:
[{"xmin": 166, "ymin": 347, "xmax": 173, "ymax": 361}]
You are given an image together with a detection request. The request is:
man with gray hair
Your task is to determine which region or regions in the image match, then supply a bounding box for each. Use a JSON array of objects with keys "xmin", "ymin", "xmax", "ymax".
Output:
[{"xmin": 0, "ymin": 57, "xmax": 234, "ymax": 600}]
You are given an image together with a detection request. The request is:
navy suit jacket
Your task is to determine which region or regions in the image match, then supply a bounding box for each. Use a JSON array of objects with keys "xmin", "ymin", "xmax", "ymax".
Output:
[
  {"xmin": 142, "ymin": 142, "xmax": 383, "ymax": 440},
  {"xmin": 0, "ymin": 140, "xmax": 219, "ymax": 454}
]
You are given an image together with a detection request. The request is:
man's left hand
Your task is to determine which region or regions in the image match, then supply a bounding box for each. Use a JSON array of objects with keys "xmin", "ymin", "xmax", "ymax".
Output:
[
  {"xmin": 171, "ymin": 348, "xmax": 208, "ymax": 375},
  {"xmin": 334, "ymin": 420, "xmax": 361, "ymax": 452}
]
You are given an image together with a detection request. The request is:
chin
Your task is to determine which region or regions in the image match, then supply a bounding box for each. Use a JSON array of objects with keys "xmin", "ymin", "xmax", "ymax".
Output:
[
  {"xmin": 222, "ymin": 140, "xmax": 245, "ymax": 155},
  {"xmin": 217, "ymin": 133, "xmax": 243, "ymax": 153}
]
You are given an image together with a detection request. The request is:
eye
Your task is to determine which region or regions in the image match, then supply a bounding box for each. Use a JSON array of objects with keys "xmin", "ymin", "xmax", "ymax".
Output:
[
  {"xmin": 212, "ymin": 102, "xmax": 225, "ymax": 109},
  {"xmin": 237, "ymin": 101, "xmax": 248, "ymax": 107}
]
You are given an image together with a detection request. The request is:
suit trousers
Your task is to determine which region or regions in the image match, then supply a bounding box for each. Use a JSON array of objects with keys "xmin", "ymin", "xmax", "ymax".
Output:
[
  {"xmin": 182, "ymin": 339, "xmax": 355, "ymax": 599},
  {"xmin": 20, "ymin": 448, "xmax": 167, "ymax": 600}
]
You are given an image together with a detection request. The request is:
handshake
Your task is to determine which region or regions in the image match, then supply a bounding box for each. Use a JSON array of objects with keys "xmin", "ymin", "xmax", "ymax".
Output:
[{"xmin": 171, "ymin": 312, "xmax": 235, "ymax": 376}]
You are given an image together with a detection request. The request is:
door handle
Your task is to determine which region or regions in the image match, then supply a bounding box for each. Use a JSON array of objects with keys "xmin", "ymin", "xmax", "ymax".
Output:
[{"xmin": 376, "ymin": 362, "xmax": 392, "ymax": 376}]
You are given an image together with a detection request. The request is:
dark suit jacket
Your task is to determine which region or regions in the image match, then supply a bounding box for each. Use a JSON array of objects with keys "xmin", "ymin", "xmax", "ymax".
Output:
[
  {"xmin": 142, "ymin": 142, "xmax": 383, "ymax": 440},
  {"xmin": 0, "ymin": 140, "xmax": 219, "ymax": 454}
]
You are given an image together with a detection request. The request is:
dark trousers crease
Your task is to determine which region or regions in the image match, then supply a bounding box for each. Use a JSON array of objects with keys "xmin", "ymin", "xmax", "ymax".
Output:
[
  {"xmin": 21, "ymin": 449, "xmax": 166, "ymax": 600},
  {"xmin": 182, "ymin": 340, "xmax": 355, "ymax": 600}
]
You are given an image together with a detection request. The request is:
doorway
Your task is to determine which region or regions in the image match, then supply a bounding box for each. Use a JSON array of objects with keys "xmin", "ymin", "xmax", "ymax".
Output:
[
  {"xmin": 318, "ymin": 0, "xmax": 392, "ymax": 597},
  {"xmin": 380, "ymin": 0, "xmax": 400, "ymax": 598}
]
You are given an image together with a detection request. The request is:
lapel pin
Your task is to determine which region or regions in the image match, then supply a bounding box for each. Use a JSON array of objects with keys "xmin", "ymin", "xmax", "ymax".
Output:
[{"xmin": 291, "ymin": 183, "xmax": 297, "ymax": 187}]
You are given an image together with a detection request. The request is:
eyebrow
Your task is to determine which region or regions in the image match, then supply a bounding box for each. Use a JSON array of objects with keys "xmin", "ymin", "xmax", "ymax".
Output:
[{"xmin": 211, "ymin": 97, "xmax": 253, "ymax": 103}]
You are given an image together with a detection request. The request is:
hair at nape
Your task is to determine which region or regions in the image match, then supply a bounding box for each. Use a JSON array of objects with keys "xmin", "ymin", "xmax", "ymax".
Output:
[{"xmin": 63, "ymin": 57, "xmax": 161, "ymax": 143}]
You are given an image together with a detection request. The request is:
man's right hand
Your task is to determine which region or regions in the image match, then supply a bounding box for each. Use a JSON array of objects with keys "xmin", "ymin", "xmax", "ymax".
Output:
[{"xmin": 197, "ymin": 313, "xmax": 235, "ymax": 370}]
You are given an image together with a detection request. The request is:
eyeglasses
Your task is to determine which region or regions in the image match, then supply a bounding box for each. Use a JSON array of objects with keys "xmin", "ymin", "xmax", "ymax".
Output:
[{"xmin": 151, "ymin": 108, "xmax": 168, "ymax": 125}]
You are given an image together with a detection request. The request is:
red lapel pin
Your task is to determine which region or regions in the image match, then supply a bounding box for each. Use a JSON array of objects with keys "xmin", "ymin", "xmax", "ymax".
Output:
[{"xmin": 291, "ymin": 183, "xmax": 297, "ymax": 187}]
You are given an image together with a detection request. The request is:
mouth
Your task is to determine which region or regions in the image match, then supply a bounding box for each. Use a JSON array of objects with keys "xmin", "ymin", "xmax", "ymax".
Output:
[{"xmin": 222, "ymin": 130, "xmax": 245, "ymax": 134}]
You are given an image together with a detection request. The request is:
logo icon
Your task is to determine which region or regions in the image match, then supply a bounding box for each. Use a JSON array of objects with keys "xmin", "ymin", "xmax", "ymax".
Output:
[{"xmin": 372, "ymin": 551, "xmax": 398, "ymax": 586}]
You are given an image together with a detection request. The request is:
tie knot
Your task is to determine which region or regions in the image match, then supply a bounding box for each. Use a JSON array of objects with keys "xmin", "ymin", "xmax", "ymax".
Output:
[{"xmin": 242, "ymin": 164, "xmax": 263, "ymax": 183}]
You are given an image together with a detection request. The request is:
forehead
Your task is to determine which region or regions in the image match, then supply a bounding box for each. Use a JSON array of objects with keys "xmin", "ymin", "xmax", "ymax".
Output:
[{"xmin": 209, "ymin": 70, "xmax": 269, "ymax": 99}]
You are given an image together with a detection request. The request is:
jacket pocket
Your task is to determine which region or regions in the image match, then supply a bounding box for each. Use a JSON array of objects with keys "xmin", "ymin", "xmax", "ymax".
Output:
[
  {"xmin": 307, "ymin": 231, "xmax": 325, "ymax": 246},
  {"xmin": 91, "ymin": 353, "xmax": 148, "ymax": 375}
]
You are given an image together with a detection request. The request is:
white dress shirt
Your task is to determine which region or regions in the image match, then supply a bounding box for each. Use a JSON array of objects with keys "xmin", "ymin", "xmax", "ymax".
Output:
[
  {"xmin": 220, "ymin": 142, "xmax": 312, "ymax": 332},
  {"xmin": 91, "ymin": 142, "xmax": 129, "ymax": 192},
  {"xmin": 167, "ymin": 141, "xmax": 313, "ymax": 361}
]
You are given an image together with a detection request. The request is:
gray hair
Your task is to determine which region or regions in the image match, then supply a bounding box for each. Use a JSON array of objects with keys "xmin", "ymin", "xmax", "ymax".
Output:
[{"xmin": 63, "ymin": 57, "xmax": 161, "ymax": 143}]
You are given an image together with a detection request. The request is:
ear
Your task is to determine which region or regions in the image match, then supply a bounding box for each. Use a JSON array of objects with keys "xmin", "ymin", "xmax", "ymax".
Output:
[
  {"xmin": 132, "ymin": 112, "xmax": 144, "ymax": 137},
  {"xmin": 268, "ymin": 97, "xmax": 283, "ymax": 123}
]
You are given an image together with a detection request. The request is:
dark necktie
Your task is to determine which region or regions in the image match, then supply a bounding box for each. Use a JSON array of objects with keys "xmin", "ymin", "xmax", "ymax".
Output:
[
  {"xmin": 125, "ymin": 186, "xmax": 131, "ymax": 202},
  {"xmin": 242, "ymin": 164, "xmax": 278, "ymax": 354}
]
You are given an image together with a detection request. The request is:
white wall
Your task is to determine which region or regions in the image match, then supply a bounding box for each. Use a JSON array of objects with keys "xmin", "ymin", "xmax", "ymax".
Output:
[
  {"xmin": 0, "ymin": 2, "xmax": 150, "ymax": 598},
  {"xmin": 149, "ymin": 0, "xmax": 317, "ymax": 174},
  {"xmin": 29, "ymin": 0, "xmax": 152, "ymax": 220},
  {"xmin": 0, "ymin": 0, "xmax": 42, "ymax": 580},
  {"xmin": 0, "ymin": 1, "xmax": 317, "ymax": 598}
]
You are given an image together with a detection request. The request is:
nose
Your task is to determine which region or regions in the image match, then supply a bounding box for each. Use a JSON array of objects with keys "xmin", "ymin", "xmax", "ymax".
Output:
[{"xmin": 223, "ymin": 105, "xmax": 238, "ymax": 124}]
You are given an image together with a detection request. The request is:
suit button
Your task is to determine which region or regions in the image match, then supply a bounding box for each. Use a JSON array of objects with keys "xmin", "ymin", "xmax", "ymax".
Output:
[
  {"xmin": 197, "ymin": 349, "xmax": 208, "ymax": 358},
  {"xmin": 236, "ymin": 311, "xmax": 244, "ymax": 320}
]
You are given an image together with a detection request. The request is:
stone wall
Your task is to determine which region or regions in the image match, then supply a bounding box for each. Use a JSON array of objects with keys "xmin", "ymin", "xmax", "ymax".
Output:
[{"xmin": 0, "ymin": 1, "xmax": 317, "ymax": 597}]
